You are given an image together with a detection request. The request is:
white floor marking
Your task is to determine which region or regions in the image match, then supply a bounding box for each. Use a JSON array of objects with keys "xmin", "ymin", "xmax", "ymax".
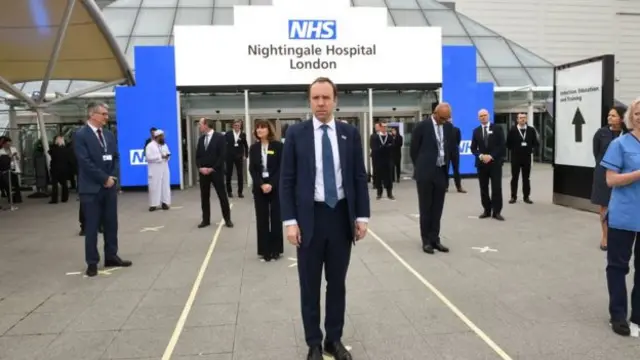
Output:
[
  {"xmin": 161, "ymin": 204, "xmax": 234, "ymax": 360},
  {"xmin": 170, "ymin": 206, "xmax": 184, "ymax": 210},
  {"xmin": 472, "ymin": 246, "xmax": 498, "ymax": 253},
  {"xmin": 322, "ymin": 345, "xmax": 352, "ymax": 359},
  {"xmin": 66, "ymin": 267, "xmax": 121, "ymax": 277},
  {"xmin": 288, "ymin": 257, "xmax": 298, "ymax": 268},
  {"xmin": 467, "ymin": 215, "xmax": 480, "ymax": 219},
  {"xmin": 368, "ymin": 229, "xmax": 513, "ymax": 360},
  {"xmin": 140, "ymin": 225, "xmax": 164, "ymax": 232}
]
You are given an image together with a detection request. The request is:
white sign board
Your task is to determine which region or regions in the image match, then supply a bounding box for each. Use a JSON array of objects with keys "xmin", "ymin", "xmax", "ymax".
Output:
[
  {"xmin": 554, "ymin": 60, "xmax": 603, "ymax": 167},
  {"xmin": 174, "ymin": 1, "xmax": 442, "ymax": 87}
]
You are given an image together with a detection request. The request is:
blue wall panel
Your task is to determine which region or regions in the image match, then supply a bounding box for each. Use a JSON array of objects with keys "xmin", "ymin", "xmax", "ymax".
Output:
[
  {"xmin": 442, "ymin": 45, "xmax": 478, "ymax": 176},
  {"xmin": 116, "ymin": 46, "xmax": 181, "ymax": 187}
]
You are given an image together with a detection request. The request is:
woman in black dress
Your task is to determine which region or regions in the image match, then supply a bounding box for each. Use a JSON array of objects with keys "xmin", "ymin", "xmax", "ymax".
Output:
[
  {"xmin": 249, "ymin": 119, "xmax": 284, "ymax": 262},
  {"xmin": 591, "ymin": 106, "xmax": 627, "ymax": 251}
]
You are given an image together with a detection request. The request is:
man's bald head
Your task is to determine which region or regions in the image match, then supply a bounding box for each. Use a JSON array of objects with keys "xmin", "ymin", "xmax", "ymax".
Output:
[
  {"xmin": 478, "ymin": 109, "xmax": 490, "ymax": 125},
  {"xmin": 433, "ymin": 102, "xmax": 451, "ymax": 124}
]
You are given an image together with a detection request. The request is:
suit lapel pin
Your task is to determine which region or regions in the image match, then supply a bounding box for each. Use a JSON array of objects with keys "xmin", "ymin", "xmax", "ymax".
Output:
[{"xmin": 341, "ymin": 135, "xmax": 347, "ymax": 140}]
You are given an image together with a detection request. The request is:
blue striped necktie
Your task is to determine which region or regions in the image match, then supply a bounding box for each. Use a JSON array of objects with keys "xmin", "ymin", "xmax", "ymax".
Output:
[{"xmin": 321, "ymin": 125, "xmax": 338, "ymax": 208}]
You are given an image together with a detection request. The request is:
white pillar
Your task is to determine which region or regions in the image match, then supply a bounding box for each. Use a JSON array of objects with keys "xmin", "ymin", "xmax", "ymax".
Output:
[
  {"xmin": 35, "ymin": 108, "xmax": 51, "ymax": 167},
  {"xmin": 244, "ymin": 89, "xmax": 252, "ymax": 187},
  {"xmin": 527, "ymin": 87, "xmax": 535, "ymax": 162},
  {"xmin": 366, "ymin": 88, "xmax": 374, "ymax": 175}
]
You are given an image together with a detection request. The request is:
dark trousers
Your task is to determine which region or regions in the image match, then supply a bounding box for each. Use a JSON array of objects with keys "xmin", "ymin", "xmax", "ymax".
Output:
[
  {"xmin": 80, "ymin": 188, "xmax": 118, "ymax": 265},
  {"xmin": 50, "ymin": 177, "xmax": 69, "ymax": 203},
  {"xmin": 200, "ymin": 172, "xmax": 231, "ymax": 224},
  {"xmin": 392, "ymin": 156, "xmax": 401, "ymax": 182},
  {"xmin": 478, "ymin": 163, "xmax": 503, "ymax": 215},
  {"xmin": 0, "ymin": 172, "xmax": 21, "ymax": 203},
  {"xmin": 225, "ymin": 156, "xmax": 244, "ymax": 195},
  {"xmin": 253, "ymin": 187, "xmax": 283, "ymax": 257},
  {"xmin": 446, "ymin": 153, "xmax": 462, "ymax": 190},
  {"xmin": 416, "ymin": 166, "xmax": 447, "ymax": 246},
  {"xmin": 373, "ymin": 160, "xmax": 393, "ymax": 195},
  {"xmin": 297, "ymin": 200, "xmax": 352, "ymax": 346},
  {"xmin": 510, "ymin": 157, "xmax": 531, "ymax": 199},
  {"xmin": 607, "ymin": 227, "xmax": 640, "ymax": 323}
]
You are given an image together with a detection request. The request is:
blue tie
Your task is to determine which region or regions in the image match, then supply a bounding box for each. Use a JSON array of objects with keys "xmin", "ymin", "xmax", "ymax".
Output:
[{"xmin": 321, "ymin": 125, "xmax": 338, "ymax": 208}]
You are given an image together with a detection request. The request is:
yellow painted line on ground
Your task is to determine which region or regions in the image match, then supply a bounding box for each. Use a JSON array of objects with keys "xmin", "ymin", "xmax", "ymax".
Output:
[
  {"xmin": 161, "ymin": 204, "xmax": 234, "ymax": 360},
  {"xmin": 368, "ymin": 229, "xmax": 513, "ymax": 360}
]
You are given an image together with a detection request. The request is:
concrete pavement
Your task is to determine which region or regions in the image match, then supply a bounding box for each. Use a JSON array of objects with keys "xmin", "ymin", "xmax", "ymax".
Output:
[{"xmin": 0, "ymin": 164, "xmax": 639, "ymax": 359}]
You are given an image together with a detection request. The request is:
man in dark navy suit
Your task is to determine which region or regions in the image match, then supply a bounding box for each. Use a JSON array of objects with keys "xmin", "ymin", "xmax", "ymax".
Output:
[
  {"xmin": 280, "ymin": 77, "xmax": 370, "ymax": 360},
  {"xmin": 74, "ymin": 102, "xmax": 131, "ymax": 277}
]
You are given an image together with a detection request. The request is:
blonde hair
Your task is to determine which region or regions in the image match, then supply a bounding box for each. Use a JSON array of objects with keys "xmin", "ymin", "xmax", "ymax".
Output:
[{"xmin": 624, "ymin": 97, "xmax": 640, "ymax": 130}]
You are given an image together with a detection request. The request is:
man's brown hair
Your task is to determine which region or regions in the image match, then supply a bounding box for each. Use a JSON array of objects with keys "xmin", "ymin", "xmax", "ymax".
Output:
[
  {"xmin": 253, "ymin": 119, "xmax": 276, "ymax": 141},
  {"xmin": 308, "ymin": 77, "xmax": 338, "ymax": 98}
]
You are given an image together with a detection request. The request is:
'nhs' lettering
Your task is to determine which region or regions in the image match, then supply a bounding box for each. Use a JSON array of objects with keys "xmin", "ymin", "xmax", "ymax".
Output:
[
  {"xmin": 288, "ymin": 20, "xmax": 336, "ymax": 40},
  {"xmin": 130, "ymin": 149, "xmax": 147, "ymax": 165}
]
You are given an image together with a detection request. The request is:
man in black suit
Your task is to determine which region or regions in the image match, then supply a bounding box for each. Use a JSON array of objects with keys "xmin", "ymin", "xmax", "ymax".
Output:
[
  {"xmin": 446, "ymin": 118, "xmax": 466, "ymax": 193},
  {"xmin": 280, "ymin": 77, "xmax": 370, "ymax": 360},
  {"xmin": 390, "ymin": 127, "xmax": 403, "ymax": 182},
  {"xmin": 224, "ymin": 120, "xmax": 249, "ymax": 198},
  {"xmin": 506, "ymin": 113, "xmax": 538, "ymax": 204},
  {"xmin": 410, "ymin": 103, "xmax": 452, "ymax": 254},
  {"xmin": 196, "ymin": 118, "xmax": 233, "ymax": 228},
  {"xmin": 73, "ymin": 102, "xmax": 131, "ymax": 277},
  {"xmin": 470, "ymin": 109, "xmax": 506, "ymax": 221},
  {"xmin": 370, "ymin": 120, "xmax": 395, "ymax": 200}
]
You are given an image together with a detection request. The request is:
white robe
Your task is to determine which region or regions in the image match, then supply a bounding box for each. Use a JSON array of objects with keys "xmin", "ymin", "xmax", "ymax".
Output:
[{"xmin": 145, "ymin": 141, "xmax": 171, "ymax": 207}]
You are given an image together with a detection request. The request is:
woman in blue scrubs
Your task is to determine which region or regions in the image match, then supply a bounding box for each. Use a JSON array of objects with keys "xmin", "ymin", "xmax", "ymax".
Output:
[{"xmin": 600, "ymin": 98, "xmax": 640, "ymax": 336}]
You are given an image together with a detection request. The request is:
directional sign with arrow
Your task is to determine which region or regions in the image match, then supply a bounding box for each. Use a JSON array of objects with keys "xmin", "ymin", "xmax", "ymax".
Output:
[{"xmin": 572, "ymin": 107, "xmax": 586, "ymax": 143}]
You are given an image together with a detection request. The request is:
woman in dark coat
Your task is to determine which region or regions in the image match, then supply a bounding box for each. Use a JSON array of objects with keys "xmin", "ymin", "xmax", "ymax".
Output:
[
  {"xmin": 249, "ymin": 119, "xmax": 284, "ymax": 262},
  {"xmin": 48, "ymin": 135, "xmax": 71, "ymax": 203},
  {"xmin": 591, "ymin": 106, "xmax": 627, "ymax": 251}
]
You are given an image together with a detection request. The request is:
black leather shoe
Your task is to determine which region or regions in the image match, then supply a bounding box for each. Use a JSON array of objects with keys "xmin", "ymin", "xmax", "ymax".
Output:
[
  {"xmin": 610, "ymin": 319, "xmax": 631, "ymax": 336},
  {"xmin": 198, "ymin": 222, "xmax": 210, "ymax": 228},
  {"xmin": 508, "ymin": 198, "xmax": 516, "ymax": 204},
  {"xmin": 105, "ymin": 256, "xmax": 132, "ymax": 267},
  {"xmin": 238, "ymin": 193, "xmax": 244, "ymax": 198},
  {"xmin": 307, "ymin": 345, "xmax": 323, "ymax": 360},
  {"xmin": 492, "ymin": 214, "xmax": 505, "ymax": 221},
  {"xmin": 479, "ymin": 212, "xmax": 491, "ymax": 219},
  {"xmin": 324, "ymin": 341, "xmax": 352, "ymax": 360},
  {"xmin": 434, "ymin": 243, "xmax": 450, "ymax": 253},
  {"xmin": 523, "ymin": 198, "xmax": 533, "ymax": 204},
  {"xmin": 86, "ymin": 264, "xmax": 98, "ymax": 277},
  {"xmin": 423, "ymin": 244, "xmax": 435, "ymax": 254},
  {"xmin": 149, "ymin": 206, "xmax": 157, "ymax": 212},
  {"xmin": 225, "ymin": 220, "xmax": 234, "ymax": 228},
  {"xmin": 161, "ymin": 203, "xmax": 170, "ymax": 210}
]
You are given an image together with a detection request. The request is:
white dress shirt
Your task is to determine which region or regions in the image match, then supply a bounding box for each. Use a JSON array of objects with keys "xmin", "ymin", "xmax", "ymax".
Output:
[
  {"xmin": 283, "ymin": 117, "xmax": 368, "ymax": 226},
  {"xmin": 87, "ymin": 122, "xmax": 106, "ymax": 149},
  {"xmin": 203, "ymin": 129, "xmax": 214, "ymax": 148}
]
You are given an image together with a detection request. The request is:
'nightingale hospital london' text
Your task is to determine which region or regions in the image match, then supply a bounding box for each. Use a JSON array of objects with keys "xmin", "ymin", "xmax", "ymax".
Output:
[{"xmin": 247, "ymin": 44, "xmax": 377, "ymax": 70}]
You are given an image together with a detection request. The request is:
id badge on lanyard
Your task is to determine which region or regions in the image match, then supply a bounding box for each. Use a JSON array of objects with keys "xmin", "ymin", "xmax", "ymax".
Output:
[{"xmin": 519, "ymin": 127, "xmax": 527, "ymax": 147}]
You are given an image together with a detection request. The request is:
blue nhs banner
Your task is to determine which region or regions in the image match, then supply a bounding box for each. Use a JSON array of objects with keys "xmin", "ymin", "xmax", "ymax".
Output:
[{"xmin": 288, "ymin": 20, "xmax": 336, "ymax": 40}]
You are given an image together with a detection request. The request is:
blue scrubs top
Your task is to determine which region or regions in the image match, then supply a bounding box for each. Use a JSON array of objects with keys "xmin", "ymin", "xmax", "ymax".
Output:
[{"xmin": 601, "ymin": 133, "xmax": 640, "ymax": 232}]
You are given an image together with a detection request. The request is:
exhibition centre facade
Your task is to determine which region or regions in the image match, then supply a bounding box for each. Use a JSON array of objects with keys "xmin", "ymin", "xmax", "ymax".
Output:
[{"xmin": 0, "ymin": 0, "xmax": 557, "ymax": 187}]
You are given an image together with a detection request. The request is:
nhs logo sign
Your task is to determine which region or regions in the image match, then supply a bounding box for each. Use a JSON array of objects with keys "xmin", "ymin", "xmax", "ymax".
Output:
[
  {"xmin": 129, "ymin": 149, "xmax": 147, "ymax": 165},
  {"xmin": 459, "ymin": 140, "xmax": 472, "ymax": 155},
  {"xmin": 288, "ymin": 20, "xmax": 336, "ymax": 40}
]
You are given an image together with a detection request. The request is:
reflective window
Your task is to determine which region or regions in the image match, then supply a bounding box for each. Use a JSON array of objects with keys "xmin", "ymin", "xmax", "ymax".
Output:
[
  {"xmin": 508, "ymin": 41, "xmax": 552, "ymax": 67},
  {"xmin": 179, "ymin": 0, "xmax": 214, "ymax": 5},
  {"xmin": 132, "ymin": 9, "xmax": 176, "ymax": 36},
  {"xmin": 389, "ymin": 9, "xmax": 427, "ymax": 26},
  {"xmin": 175, "ymin": 8, "xmax": 213, "ymax": 26},
  {"xmin": 142, "ymin": 0, "xmax": 178, "ymax": 6},
  {"xmin": 527, "ymin": 68, "xmax": 553, "ymax": 86},
  {"xmin": 442, "ymin": 36, "xmax": 472, "ymax": 46},
  {"xmin": 491, "ymin": 68, "xmax": 533, "ymax": 86},
  {"xmin": 21, "ymin": 81, "xmax": 71, "ymax": 94},
  {"xmin": 416, "ymin": 0, "xmax": 448, "ymax": 9},
  {"xmin": 477, "ymin": 68, "xmax": 496, "ymax": 83},
  {"xmin": 385, "ymin": 0, "xmax": 419, "ymax": 9},
  {"xmin": 103, "ymin": 8, "xmax": 138, "ymax": 36},
  {"xmin": 422, "ymin": 10, "xmax": 466, "ymax": 36},
  {"xmin": 352, "ymin": 0, "xmax": 385, "ymax": 7},
  {"xmin": 108, "ymin": 0, "xmax": 142, "ymax": 7},
  {"xmin": 458, "ymin": 14, "xmax": 495, "ymax": 37},
  {"xmin": 214, "ymin": 0, "xmax": 249, "ymax": 6},
  {"xmin": 68, "ymin": 81, "xmax": 104, "ymax": 92},
  {"xmin": 127, "ymin": 36, "xmax": 171, "ymax": 65},
  {"xmin": 473, "ymin": 37, "xmax": 520, "ymax": 67},
  {"xmin": 213, "ymin": 7, "xmax": 234, "ymax": 25}
]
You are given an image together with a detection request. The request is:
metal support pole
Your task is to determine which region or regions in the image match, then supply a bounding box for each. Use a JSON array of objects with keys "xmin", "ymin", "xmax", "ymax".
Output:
[
  {"xmin": 186, "ymin": 115, "xmax": 194, "ymax": 188},
  {"xmin": 366, "ymin": 88, "xmax": 374, "ymax": 175},
  {"xmin": 176, "ymin": 91, "xmax": 184, "ymax": 190},
  {"xmin": 527, "ymin": 87, "xmax": 535, "ymax": 163},
  {"xmin": 35, "ymin": 109, "xmax": 51, "ymax": 168},
  {"xmin": 40, "ymin": 0, "xmax": 77, "ymax": 96},
  {"xmin": 244, "ymin": 89, "xmax": 252, "ymax": 187}
]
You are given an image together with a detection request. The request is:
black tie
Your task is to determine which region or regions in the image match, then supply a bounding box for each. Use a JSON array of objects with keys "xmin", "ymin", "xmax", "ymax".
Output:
[
  {"xmin": 482, "ymin": 126, "xmax": 488, "ymax": 146},
  {"xmin": 96, "ymin": 129, "xmax": 106, "ymax": 149}
]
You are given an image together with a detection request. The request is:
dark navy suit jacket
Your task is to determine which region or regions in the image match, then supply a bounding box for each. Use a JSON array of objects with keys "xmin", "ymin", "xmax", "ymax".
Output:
[
  {"xmin": 73, "ymin": 125, "xmax": 119, "ymax": 194},
  {"xmin": 279, "ymin": 119, "xmax": 370, "ymax": 247}
]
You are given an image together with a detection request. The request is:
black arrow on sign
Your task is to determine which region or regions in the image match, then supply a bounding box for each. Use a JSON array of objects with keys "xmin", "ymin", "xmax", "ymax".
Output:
[{"xmin": 572, "ymin": 107, "xmax": 586, "ymax": 143}]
